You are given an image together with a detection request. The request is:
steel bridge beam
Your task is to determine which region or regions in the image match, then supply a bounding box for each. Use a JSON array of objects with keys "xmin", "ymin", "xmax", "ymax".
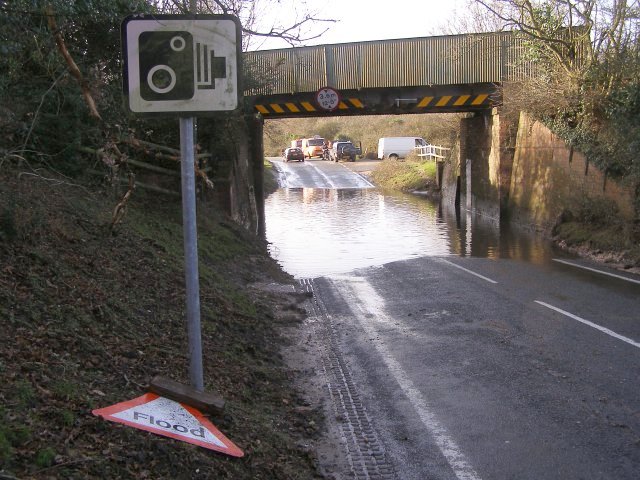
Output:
[{"xmin": 248, "ymin": 83, "xmax": 499, "ymax": 118}]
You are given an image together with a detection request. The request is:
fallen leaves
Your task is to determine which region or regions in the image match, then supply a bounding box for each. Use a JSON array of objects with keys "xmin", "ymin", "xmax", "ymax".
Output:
[{"xmin": 0, "ymin": 163, "xmax": 323, "ymax": 479}]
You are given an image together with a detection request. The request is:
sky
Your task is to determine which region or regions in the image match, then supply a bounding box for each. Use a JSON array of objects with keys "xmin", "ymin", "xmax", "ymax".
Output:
[{"xmin": 248, "ymin": 0, "xmax": 468, "ymax": 51}]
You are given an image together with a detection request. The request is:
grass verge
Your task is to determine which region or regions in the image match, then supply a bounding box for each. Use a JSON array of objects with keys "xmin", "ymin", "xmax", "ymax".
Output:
[
  {"xmin": 552, "ymin": 199, "xmax": 640, "ymax": 270},
  {"xmin": 370, "ymin": 156, "xmax": 438, "ymax": 192}
]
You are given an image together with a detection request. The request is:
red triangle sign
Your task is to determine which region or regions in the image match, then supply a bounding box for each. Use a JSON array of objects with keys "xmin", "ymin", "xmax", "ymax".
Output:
[{"xmin": 92, "ymin": 393, "xmax": 243, "ymax": 457}]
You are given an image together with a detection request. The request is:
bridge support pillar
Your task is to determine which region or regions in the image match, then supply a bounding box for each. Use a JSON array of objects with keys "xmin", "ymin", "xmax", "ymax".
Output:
[
  {"xmin": 247, "ymin": 114, "xmax": 266, "ymax": 238},
  {"xmin": 458, "ymin": 108, "xmax": 515, "ymax": 223},
  {"xmin": 197, "ymin": 115, "xmax": 264, "ymax": 238}
]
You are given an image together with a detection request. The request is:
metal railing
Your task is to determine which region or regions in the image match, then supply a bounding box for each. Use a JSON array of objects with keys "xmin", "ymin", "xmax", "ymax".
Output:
[{"xmin": 416, "ymin": 145, "xmax": 451, "ymax": 160}]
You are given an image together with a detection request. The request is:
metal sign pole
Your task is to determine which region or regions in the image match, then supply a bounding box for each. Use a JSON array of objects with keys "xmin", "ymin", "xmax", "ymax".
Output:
[
  {"xmin": 180, "ymin": 116, "xmax": 204, "ymax": 392},
  {"xmin": 184, "ymin": 0, "xmax": 203, "ymax": 393},
  {"xmin": 122, "ymin": 11, "xmax": 241, "ymax": 397}
]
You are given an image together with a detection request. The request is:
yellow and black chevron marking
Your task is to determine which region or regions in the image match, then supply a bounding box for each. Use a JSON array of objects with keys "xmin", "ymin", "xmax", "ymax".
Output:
[
  {"xmin": 254, "ymin": 98, "xmax": 365, "ymax": 115},
  {"xmin": 253, "ymin": 93, "xmax": 491, "ymax": 115},
  {"xmin": 416, "ymin": 93, "xmax": 490, "ymax": 108}
]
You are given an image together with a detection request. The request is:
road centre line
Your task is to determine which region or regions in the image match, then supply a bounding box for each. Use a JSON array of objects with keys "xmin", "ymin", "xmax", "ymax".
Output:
[
  {"xmin": 553, "ymin": 258, "xmax": 640, "ymax": 285},
  {"xmin": 332, "ymin": 275, "xmax": 482, "ymax": 480},
  {"xmin": 439, "ymin": 259, "xmax": 498, "ymax": 284},
  {"xmin": 305, "ymin": 161, "xmax": 338, "ymax": 189},
  {"xmin": 535, "ymin": 301, "xmax": 640, "ymax": 349}
]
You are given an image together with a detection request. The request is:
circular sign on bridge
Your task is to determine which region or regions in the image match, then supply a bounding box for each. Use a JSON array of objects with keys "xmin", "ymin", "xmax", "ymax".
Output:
[{"xmin": 315, "ymin": 87, "xmax": 341, "ymax": 111}]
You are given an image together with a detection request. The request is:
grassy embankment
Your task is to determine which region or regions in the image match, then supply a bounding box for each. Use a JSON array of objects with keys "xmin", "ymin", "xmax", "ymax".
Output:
[
  {"xmin": 0, "ymin": 161, "xmax": 323, "ymax": 479},
  {"xmin": 263, "ymin": 159, "xmax": 280, "ymax": 193},
  {"xmin": 552, "ymin": 199, "xmax": 640, "ymax": 270},
  {"xmin": 370, "ymin": 155, "xmax": 439, "ymax": 193}
]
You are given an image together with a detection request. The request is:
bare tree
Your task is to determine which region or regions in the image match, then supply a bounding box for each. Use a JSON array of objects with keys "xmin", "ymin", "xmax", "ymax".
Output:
[
  {"xmin": 436, "ymin": 1, "xmax": 508, "ymax": 35},
  {"xmin": 469, "ymin": 0, "xmax": 593, "ymax": 78},
  {"xmin": 468, "ymin": 0, "xmax": 640, "ymax": 91},
  {"xmin": 153, "ymin": 0, "xmax": 336, "ymax": 49}
]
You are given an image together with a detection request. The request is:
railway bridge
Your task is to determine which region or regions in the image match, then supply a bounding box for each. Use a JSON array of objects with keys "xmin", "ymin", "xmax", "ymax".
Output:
[
  {"xmin": 238, "ymin": 32, "xmax": 532, "ymax": 235},
  {"xmin": 243, "ymin": 31, "xmax": 532, "ymax": 117}
]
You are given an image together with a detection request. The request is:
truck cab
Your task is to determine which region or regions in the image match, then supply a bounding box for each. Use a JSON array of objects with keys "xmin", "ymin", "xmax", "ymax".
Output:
[{"xmin": 302, "ymin": 137, "xmax": 326, "ymax": 158}]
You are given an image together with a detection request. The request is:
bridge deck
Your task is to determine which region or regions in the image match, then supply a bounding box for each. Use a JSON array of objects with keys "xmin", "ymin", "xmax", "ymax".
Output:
[{"xmin": 243, "ymin": 31, "xmax": 532, "ymax": 117}]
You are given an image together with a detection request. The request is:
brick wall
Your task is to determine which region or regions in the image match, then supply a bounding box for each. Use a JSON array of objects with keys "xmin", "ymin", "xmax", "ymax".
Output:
[{"xmin": 508, "ymin": 112, "xmax": 636, "ymax": 232}]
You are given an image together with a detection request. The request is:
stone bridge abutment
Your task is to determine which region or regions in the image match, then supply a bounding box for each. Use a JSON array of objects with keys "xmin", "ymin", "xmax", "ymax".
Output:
[{"xmin": 442, "ymin": 110, "xmax": 636, "ymax": 233}]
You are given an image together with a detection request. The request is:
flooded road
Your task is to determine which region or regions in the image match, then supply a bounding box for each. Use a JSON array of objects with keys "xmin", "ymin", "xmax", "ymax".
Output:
[
  {"xmin": 266, "ymin": 157, "xmax": 640, "ymax": 480},
  {"xmin": 265, "ymin": 158, "xmax": 556, "ymax": 279},
  {"xmin": 265, "ymin": 187, "xmax": 451, "ymax": 278}
]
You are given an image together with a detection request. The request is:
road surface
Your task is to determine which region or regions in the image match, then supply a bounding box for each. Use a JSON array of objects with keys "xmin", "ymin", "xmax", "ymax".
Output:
[
  {"xmin": 270, "ymin": 156, "xmax": 376, "ymax": 189},
  {"xmin": 269, "ymin": 156, "xmax": 640, "ymax": 479}
]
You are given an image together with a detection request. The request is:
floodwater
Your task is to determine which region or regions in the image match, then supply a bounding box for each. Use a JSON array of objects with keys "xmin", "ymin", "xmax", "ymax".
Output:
[{"xmin": 265, "ymin": 184, "xmax": 558, "ymax": 279}]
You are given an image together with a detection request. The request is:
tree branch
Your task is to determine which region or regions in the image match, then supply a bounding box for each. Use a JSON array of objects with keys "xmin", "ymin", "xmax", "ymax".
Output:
[{"xmin": 44, "ymin": 4, "xmax": 102, "ymax": 121}]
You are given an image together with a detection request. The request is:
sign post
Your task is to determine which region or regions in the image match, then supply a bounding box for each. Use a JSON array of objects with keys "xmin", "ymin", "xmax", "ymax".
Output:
[
  {"xmin": 179, "ymin": 117, "xmax": 203, "ymax": 390},
  {"xmin": 121, "ymin": 14, "xmax": 241, "ymax": 392}
]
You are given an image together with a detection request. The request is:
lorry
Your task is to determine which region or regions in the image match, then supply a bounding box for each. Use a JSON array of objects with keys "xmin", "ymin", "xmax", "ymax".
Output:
[
  {"xmin": 377, "ymin": 137, "xmax": 428, "ymax": 160},
  {"xmin": 329, "ymin": 140, "xmax": 362, "ymax": 162},
  {"xmin": 301, "ymin": 136, "xmax": 326, "ymax": 159}
]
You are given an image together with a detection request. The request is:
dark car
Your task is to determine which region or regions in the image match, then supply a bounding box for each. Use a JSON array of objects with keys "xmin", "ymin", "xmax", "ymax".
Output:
[
  {"xmin": 283, "ymin": 147, "xmax": 305, "ymax": 162},
  {"xmin": 330, "ymin": 141, "xmax": 361, "ymax": 162}
]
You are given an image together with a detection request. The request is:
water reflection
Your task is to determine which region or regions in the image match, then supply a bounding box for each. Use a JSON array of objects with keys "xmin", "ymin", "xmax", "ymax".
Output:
[
  {"xmin": 265, "ymin": 187, "xmax": 557, "ymax": 279},
  {"xmin": 442, "ymin": 207, "xmax": 557, "ymax": 265},
  {"xmin": 266, "ymin": 188, "xmax": 450, "ymax": 278}
]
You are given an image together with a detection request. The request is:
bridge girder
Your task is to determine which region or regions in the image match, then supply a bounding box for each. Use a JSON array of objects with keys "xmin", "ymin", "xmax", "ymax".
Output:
[{"xmin": 248, "ymin": 83, "xmax": 500, "ymax": 119}]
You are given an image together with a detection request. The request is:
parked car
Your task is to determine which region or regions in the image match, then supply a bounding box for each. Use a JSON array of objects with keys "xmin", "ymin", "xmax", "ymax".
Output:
[
  {"xmin": 329, "ymin": 141, "xmax": 361, "ymax": 162},
  {"xmin": 283, "ymin": 147, "xmax": 305, "ymax": 162}
]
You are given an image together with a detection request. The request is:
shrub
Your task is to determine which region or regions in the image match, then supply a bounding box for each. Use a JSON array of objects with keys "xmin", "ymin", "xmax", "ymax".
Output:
[
  {"xmin": 35, "ymin": 447, "xmax": 56, "ymax": 468},
  {"xmin": 574, "ymin": 197, "xmax": 619, "ymax": 226}
]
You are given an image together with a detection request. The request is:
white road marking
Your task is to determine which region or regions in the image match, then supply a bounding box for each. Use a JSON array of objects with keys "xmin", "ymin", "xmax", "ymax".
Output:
[
  {"xmin": 552, "ymin": 258, "xmax": 640, "ymax": 285},
  {"xmin": 535, "ymin": 301, "xmax": 640, "ymax": 349},
  {"xmin": 439, "ymin": 259, "xmax": 498, "ymax": 284},
  {"xmin": 332, "ymin": 275, "xmax": 482, "ymax": 480},
  {"xmin": 305, "ymin": 161, "xmax": 338, "ymax": 189}
]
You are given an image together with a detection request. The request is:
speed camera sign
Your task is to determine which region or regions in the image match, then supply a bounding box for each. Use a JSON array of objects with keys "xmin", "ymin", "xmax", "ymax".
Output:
[{"xmin": 121, "ymin": 15, "xmax": 241, "ymax": 114}]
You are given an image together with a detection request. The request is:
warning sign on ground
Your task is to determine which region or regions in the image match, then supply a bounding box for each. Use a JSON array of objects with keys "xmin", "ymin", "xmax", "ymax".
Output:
[{"xmin": 92, "ymin": 393, "xmax": 243, "ymax": 457}]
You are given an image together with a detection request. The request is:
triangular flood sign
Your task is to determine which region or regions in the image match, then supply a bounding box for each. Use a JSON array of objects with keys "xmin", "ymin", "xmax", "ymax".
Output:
[{"xmin": 92, "ymin": 393, "xmax": 243, "ymax": 457}]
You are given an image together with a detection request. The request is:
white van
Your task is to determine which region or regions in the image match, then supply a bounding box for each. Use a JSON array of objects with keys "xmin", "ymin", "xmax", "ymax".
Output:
[{"xmin": 377, "ymin": 137, "xmax": 427, "ymax": 160}]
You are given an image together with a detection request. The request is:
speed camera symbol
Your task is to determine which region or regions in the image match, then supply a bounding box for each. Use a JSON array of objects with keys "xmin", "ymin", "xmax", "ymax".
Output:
[
  {"xmin": 139, "ymin": 31, "xmax": 195, "ymax": 101},
  {"xmin": 138, "ymin": 30, "xmax": 227, "ymax": 102}
]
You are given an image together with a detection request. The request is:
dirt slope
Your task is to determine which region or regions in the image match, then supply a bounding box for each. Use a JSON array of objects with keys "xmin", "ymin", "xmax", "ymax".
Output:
[{"xmin": 0, "ymin": 162, "xmax": 327, "ymax": 479}]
